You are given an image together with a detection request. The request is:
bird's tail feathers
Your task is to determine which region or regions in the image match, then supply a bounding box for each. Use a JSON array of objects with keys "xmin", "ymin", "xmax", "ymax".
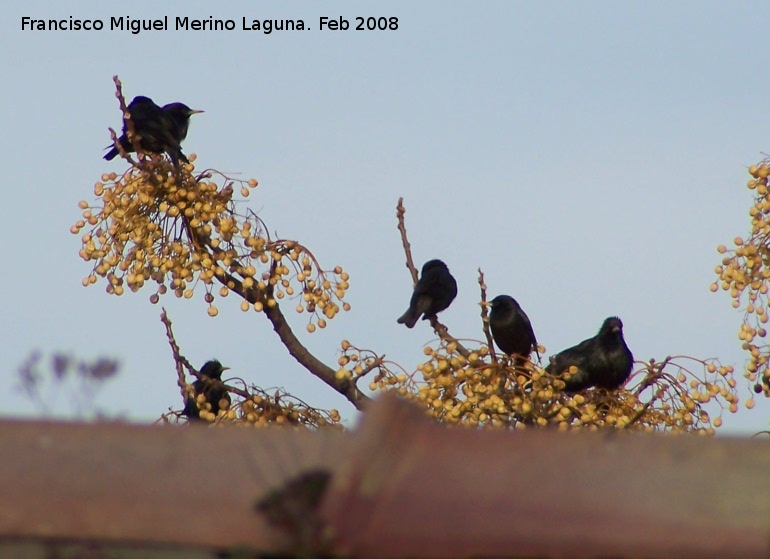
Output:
[{"xmin": 397, "ymin": 309, "xmax": 419, "ymax": 328}]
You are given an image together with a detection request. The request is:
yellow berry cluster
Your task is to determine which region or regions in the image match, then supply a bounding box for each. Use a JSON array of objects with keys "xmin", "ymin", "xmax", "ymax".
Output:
[
  {"xmin": 239, "ymin": 248, "xmax": 351, "ymax": 333},
  {"xmin": 621, "ymin": 357, "xmax": 737, "ymax": 432},
  {"xmin": 713, "ymin": 159, "xmax": 770, "ymax": 396},
  {"xmin": 72, "ymin": 157, "xmax": 350, "ymax": 326},
  {"xmin": 333, "ymin": 339, "xmax": 414, "ymax": 390},
  {"xmin": 235, "ymin": 390, "xmax": 342, "ymax": 428},
  {"xmin": 187, "ymin": 390, "xmax": 233, "ymax": 423},
  {"xmin": 163, "ymin": 385, "xmax": 342, "ymax": 428},
  {"xmin": 358, "ymin": 337, "xmax": 737, "ymax": 432}
]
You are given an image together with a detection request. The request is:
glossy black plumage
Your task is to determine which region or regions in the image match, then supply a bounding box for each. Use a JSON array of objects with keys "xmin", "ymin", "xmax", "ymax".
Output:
[
  {"xmin": 103, "ymin": 96, "xmax": 174, "ymax": 160},
  {"xmin": 545, "ymin": 317, "xmax": 633, "ymax": 393},
  {"xmin": 488, "ymin": 295, "xmax": 539, "ymax": 363},
  {"xmin": 397, "ymin": 259, "xmax": 458, "ymax": 328},
  {"xmin": 183, "ymin": 360, "xmax": 231, "ymax": 421},
  {"xmin": 162, "ymin": 102, "xmax": 203, "ymax": 146},
  {"xmin": 104, "ymin": 96, "xmax": 201, "ymax": 167}
]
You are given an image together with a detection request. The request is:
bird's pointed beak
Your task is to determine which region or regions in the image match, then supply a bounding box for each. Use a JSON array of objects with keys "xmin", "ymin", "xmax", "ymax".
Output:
[
  {"xmin": 612, "ymin": 325, "xmax": 621, "ymax": 333},
  {"xmin": 481, "ymin": 301, "xmax": 491, "ymax": 307},
  {"xmin": 190, "ymin": 109, "xmax": 204, "ymax": 115},
  {"xmin": 221, "ymin": 366, "xmax": 231, "ymax": 372}
]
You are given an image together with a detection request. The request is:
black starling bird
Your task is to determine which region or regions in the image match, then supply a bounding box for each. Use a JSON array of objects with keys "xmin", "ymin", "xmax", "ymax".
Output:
[
  {"xmin": 103, "ymin": 96, "xmax": 201, "ymax": 167},
  {"xmin": 162, "ymin": 102, "xmax": 203, "ymax": 148},
  {"xmin": 488, "ymin": 295, "xmax": 539, "ymax": 364},
  {"xmin": 182, "ymin": 360, "xmax": 231, "ymax": 421},
  {"xmin": 397, "ymin": 259, "xmax": 458, "ymax": 328},
  {"xmin": 545, "ymin": 317, "xmax": 633, "ymax": 393},
  {"xmin": 104, "ymin": 96, "xmax": 171, "ymax": 160}
]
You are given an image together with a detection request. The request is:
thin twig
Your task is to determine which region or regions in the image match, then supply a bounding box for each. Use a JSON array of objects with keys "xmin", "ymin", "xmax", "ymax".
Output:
[
  {"xmin": 396, "ymin": 198, "xmax": 471, "ymax": 358},
  {"xmin": 633, "ymin": 356, "xmax": 673, "ymax": 397},
  {"xmin": 427, "ymin": 318, "xmax": 471, "ymax": 358},
  {"xmin": 160, "ymin": 308, "xmax": 195, "ymax": 404},
  {"xmin": 396, "ymin": 197, "xmax": 419, "ymax": 286},
  {"xmin": 477, "ymin": 268, "xmax": 497, "ymax": 364},
  {"xmin": 110, "ymin": 76, "xmax": 140, "ymax": 167},
  {"xmin": 353, "ymin": 355, "xmax": 387, "ymax": 388}
]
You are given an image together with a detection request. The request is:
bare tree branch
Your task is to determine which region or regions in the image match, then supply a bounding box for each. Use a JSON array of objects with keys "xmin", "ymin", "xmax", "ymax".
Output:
[
  {"xmin": 186, "ymin": 224, "xmax": 371, "ymax": 411},
  {"xmin": 396, "ymin": 197, "xmax": 419, "ymax": 286},
  {"xmin": 110, "ymin": 76, "xmax": 142, "ymax": 166},
  {"xmin": 159, "ymin": 308, "xmax": 195, "ymax": 405},
  {"xmin": 396, "ymin": 198, "xmax": 470, "ymax": 358},
  {"xmin": 477, "ymin": 268, "xmax": 497, "ymax": 364}
]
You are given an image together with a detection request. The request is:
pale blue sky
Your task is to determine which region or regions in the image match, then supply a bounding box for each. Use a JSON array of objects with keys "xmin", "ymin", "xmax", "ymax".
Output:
[{"xmin": 2, "ymin": 1, "xmax": 769, "ymax": 432}]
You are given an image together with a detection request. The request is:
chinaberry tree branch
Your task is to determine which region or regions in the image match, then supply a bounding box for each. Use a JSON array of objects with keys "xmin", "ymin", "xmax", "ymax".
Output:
[
  {"xmin": 109, "ymin": 77, "xmax": 368, "ymax": 413},
  {"xmin": 633, "ymin": 356, "xmax": 673, "ymax": 397},
  {"xmin": 352, "ymin": 355, "xmax": 387, "ymax": 389},
  {"xmin": 110, "ymin": 75, "xmax": 142, "ymax": 166},
  {"xmin": 477, "ymin": 268, "xmax": 497, "ymax": 364},
  {"xmin": 160, "ymin": 308, "xmax": 195, "ymax": 404},
  {"xmin": 186, "ymin": 222, "xmax": 371, "ymax": 411},
  {"xmin": 396, "ymin": 197, "xmax": 419, "ymax": 286},
  {"xmin": 396, "ymin": 198, "xmax": 470, "ymax": 358}
]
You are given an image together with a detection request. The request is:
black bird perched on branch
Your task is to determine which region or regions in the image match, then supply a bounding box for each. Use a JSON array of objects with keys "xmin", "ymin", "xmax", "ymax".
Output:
[
  {"xmin": 488, "ymin": 295, "xmax": 539, "ymax": 364},
  {"xmin": 103, "ymin": 96, "xmax": 202, "ymax": 167},
  {"xmin": 162, "ymin": 102, "xmax": 204, "ymax": 148},
  {"xmin": 182, "ymin": 360, "xmax": 231, "ymax": 421},
  {"xmin": 397, "ymin": 259, "xmax": 458, "ymax": 328},
  {"xmin": 545, "ymin": 316, "xmax": 633, "ymax": 393},
  {"xmin": 103, "ymin": 96, "xmax": 171, "ymax": 161}
]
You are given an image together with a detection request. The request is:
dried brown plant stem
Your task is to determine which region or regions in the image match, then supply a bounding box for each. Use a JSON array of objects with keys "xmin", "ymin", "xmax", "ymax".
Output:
[
  {"xmin": 186, "ymin": 223, "xmax": 371, "ymax": 411},
  {"xmin": 160, "ymin": 308, "xmax": 195, "ymax": 403},
  {"xmin": 623, "ymin": 356, "xmax": 676, "ymax": 429},
  {"xmin": 396, "ymin": 197, "xmax": 419, "ymax": 285},
  {"xmin": 634, "ymin": 356, "xmax": 673, "ymax": 397},
  {"xmin": 426, "ymin": 318, "xmax": 471, "ymax": 358},
  {"xmin": 110, "ymin": 76, "xmax": 140, "ymax": 166},
  {"xmin": 477, "ymin": 268, "xmax": 497, "ymax": 364},
  {"xmin": 352, "ymin": 355, "xmax": 387, "ymax": 388},
  {"xmin": 396, "ymin": 198, "xmax": 471, "ymax": 358}
]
